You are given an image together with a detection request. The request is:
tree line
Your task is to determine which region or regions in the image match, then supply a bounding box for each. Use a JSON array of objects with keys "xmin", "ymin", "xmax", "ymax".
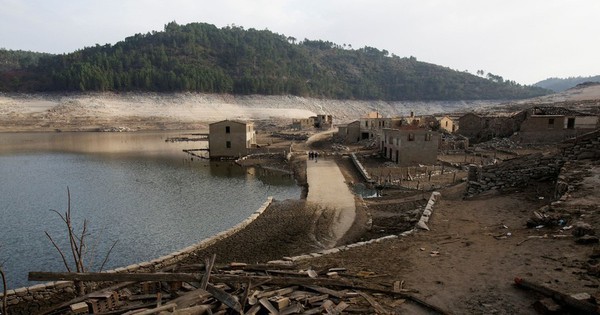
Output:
[{"xmin": 0, "ymin": 22, "xmax": 549, "ymax": 100}]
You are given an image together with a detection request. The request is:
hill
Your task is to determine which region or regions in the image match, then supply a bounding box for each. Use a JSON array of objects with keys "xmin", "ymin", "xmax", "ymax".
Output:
[
  {"xmin": 0, "ymin": 22, "xmax": 548, "ymax": 101},
  {"xmin": 534, "ymin": 75, "xmax": 600, "ymax": 92}
]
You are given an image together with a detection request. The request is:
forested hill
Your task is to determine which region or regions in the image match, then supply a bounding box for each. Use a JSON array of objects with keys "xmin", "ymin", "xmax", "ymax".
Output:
[
  {"xmin": 534, "ymin": 75, "xmax": 600, "ymax": 92},
  {"xmin": 0, "ymin": 22, "xmax": 549, "ymax": 101}
]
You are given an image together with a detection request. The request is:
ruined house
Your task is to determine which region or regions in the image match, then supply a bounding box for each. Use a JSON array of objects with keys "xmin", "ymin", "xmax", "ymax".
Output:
[
  {"xmin": 291, "ymin": 117, "xmax": 315, "ymax": 130},
  {"xmin": 458, "ymin": 112, "xmax": 524, "ymax": 143},
  {"xmin": 209, "ymin": 120, "xmax": 256, "ymax": 159},
  {"xmin": 381, "ymin": 127, "xmax": 439, "ymax": 166},
  {"xmin": 514, "ymin": 106, "xmax": 599, "ymax": 143},
  {"xmin": 315, "ymin": 114, "xmax": 333, "ymax": 129},
  {"xmin": 438, "ymin": 115, "xmax": 459, "ymax": 133},
  {"xmin": 336, "ymin": 120, "xmax": 361, "ymax": 143}
]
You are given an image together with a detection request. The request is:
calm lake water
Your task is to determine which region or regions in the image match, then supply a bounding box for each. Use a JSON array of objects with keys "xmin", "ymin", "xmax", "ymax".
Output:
[{"xmin": 0, "ymin": 132, "xmax": 300, "ymax": 289}]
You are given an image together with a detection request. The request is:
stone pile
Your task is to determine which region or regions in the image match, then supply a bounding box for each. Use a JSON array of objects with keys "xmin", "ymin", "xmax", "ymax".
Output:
[{"xmin": 466, "ymin": 153, "xmax": 564, "ymax": 196}]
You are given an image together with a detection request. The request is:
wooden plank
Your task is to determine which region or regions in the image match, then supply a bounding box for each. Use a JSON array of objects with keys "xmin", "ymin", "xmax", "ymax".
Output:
[
  {"xmin": 39, "ymin": 281, "xmax": 137, "ymax": 315},
  {"xmin": 306, "ymin": 294, "xmax": 329, "ymax": 304},
  {"xmin": 29, "ymin": 272, "xmax": 354, "ymax": 289},
  {"xmin": 31, "ymin": 271, "xmax": 451, "ymax": 315},
  {"xmin": 257, "ymin": 286, "xmax": 297, "ymax": 299},
  {"xmin": 167, "ymin": 288, "xmax": 211, "ymax": 309},
  {"xmin": 279, "ymin": 302, "xmax": 304, "ymax": 315},
  {"xmin": 259, "ymin": 297, "xmax": 279, "ymax": 315},
  {"xmin": 245, "ymin": 304, "xmax": 261, "ymax": 315},
  {"xmin": 269, "ymin": 296, "xmax": 290, "ymax": 310},
  {"xmin": 29, "ymin": 271, "xmax": 201, "ymax": 283},
  {"xmin": 125, "ymin": 303, "xmax": 176, "ymax": 315},
  {"xmin": 357, "ymin": 291, "xmax": 390, "ymax": 315},
  {"xmin": 515, "ymin": 277, "xmax": 600, "ymax": 315},
  {"xmin": 322, "ymin": 300, "xmax": 338, "ymax": 315},
  {"xmin": 334, "ymin": 301, "xmax": 349, "ymax": 313},
  {"xmin": 200, "ymin": 254, "xmax": 216, "ymax": 290},
  {"xmin": 206, "ymin": 283, "xmax": 242, "ymax": 313},
  {"xmin": 304, "ymin": 285, "xmax": 347, "ymax": 299}
]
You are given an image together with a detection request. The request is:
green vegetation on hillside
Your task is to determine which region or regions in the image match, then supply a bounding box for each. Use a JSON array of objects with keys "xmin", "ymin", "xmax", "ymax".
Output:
[
  {"xmin": 534, "ymin": 75, "xmax": 600, "ymax": 92},
  {"xmin": 0, "ymin": 22, "xmax": 549, "ymax": 100}
]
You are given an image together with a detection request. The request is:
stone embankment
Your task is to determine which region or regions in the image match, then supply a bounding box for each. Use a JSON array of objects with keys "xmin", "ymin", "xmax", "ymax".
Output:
[{"xmin": 4, "ymin": 198, "xmax": 274, "ymax": 315}]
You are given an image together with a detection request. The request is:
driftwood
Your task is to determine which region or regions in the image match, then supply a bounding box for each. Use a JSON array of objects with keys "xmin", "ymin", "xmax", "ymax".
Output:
[
  {"xmin": 30, "ymin": 271, "xmax": 451, "ymax": 314},
  {"xmin": 39, "ymin": 281, "xmax": 136, "ymax": 315},
  {"xmin": 514, "ymin": 277, "xmax": 600, "ymax": 314}
]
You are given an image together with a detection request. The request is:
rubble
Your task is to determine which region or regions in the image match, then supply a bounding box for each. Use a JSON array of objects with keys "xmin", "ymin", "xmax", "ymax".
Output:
[{"xmin": 28, "ymin": 260, "xmax": 449, "ymax": 315}]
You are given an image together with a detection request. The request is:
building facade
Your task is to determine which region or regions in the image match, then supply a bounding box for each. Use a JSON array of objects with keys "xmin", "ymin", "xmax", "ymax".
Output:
[
  {"xmin": 209, "ymin": 120, "xmax": 256, "ymax": 159},
  {"xmin": 515, "ymin": 106, "xmax": 599, "ymax": 143},
  {"xmin": 438, "ymin": 115, "xmax": 458, "ymax": 133},
  {"xmin": 336, "ymin": 120, "xmax": 361, "ymax": 143},
  {"xmin": 381, "ymin": 128, "xmax": 439, "ymax": 166}
]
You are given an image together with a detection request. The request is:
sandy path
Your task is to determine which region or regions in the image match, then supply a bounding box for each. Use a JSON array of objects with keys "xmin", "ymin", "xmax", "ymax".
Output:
[{"xmin": 306, "ymin": 156, "xmax": 356, "ymax": 248}]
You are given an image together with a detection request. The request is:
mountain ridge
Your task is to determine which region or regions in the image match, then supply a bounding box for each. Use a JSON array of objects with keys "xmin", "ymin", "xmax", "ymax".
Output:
[{"xmin": 1, "ymin": 22, "xmax": 549, "ymax": 101}]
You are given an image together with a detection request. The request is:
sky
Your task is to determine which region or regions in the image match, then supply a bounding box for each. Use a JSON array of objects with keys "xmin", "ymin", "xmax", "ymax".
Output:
[{"xmin": 1, "ymin": 0, "xmax": 599, "ymax": 85}]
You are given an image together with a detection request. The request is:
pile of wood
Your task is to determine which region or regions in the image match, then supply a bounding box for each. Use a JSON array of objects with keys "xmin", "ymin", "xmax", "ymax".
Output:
[{"xmin": 29, "ymin": 257, "xmax": 449, "ymax": 315}]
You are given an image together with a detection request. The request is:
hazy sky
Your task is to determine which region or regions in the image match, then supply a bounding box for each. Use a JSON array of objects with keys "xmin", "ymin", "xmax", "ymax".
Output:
[{"xmin": 2, "ymin": 0, "xmax": 599, "ymax": 85}]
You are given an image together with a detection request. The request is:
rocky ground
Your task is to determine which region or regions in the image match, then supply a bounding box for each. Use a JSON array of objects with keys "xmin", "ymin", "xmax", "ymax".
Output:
[{"xmin": 176, "ymin": 130, "xmax": 600, "ymax": 314}]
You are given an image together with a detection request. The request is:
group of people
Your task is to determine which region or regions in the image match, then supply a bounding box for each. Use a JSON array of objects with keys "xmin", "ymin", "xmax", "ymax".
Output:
[{"xmin": 308, "ymin": 151, "xmax": 319, "ymax": 162}]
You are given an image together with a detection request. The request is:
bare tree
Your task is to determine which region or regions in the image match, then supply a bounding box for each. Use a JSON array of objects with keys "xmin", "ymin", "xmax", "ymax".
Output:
[{"xmin": 45, "ymin": 188, "xmax": 118, "ymax": 295}]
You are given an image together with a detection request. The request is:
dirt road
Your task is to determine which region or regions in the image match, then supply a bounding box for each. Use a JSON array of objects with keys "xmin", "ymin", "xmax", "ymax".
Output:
[{"xmin": 306, "ymin": 156, "xmax": 356, "ymax": 248}]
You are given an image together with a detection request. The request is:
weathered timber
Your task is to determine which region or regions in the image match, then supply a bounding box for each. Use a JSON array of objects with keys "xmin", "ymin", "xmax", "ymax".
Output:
[
  {"xmin": 279, "ymin": 302, "xmax": 304, "ymax": 315},
  {"xmin": 207, "ymin": 283, "xmax": 242, "ymax": 313},
  {"xmin": 170, "ymin": 305, "xmax": 212, "ymax": 315},
  {"xmin": 30, "ymin": 271, "xmax": 451, "ymax": 315},
  {"xmin": 200, "ymin": 254, "xmax": 216, "ymax": 290},
  {"xmin": 358, "ymin": 291, "xmax": 392, "ymax": 315},
  {"xmin": 129, "ymin": 293, "xmax": 172, "ymax": 301},
  {"xmin": 168, "ymin": 288, "xmax": 212, "ymax": 309},
  {"xmin": 39, "ymin": 281, "xmax": 137, "ymax": 315},
  {"xmin": 259, "ymin": 297, "xmax": 279, "ymax": 314},
  {"xmin": 515, "ymin": 277, "xmax": 600, "ymax": 315},
  {"xmin": 29, "ymin": 271, "xmax": 202, "ymax": 283},
  {"xmin": 304, "ymin": 285, "xmax": 347, "ymax": 299},
  {"xmin": 126, "ymin": 303, "xmax": 176, "ymax": 315},
  {"xmin": 30, "ymin": 272, "xmax": 241, "ymax": 313}
]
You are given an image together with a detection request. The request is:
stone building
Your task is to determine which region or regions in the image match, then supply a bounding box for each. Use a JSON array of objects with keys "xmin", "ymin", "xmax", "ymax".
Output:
[
  {"xmin": 381, "ymin": 127, "xmax": 439, "ymax": 166},
  {"xmin": 458, "ymin": 112, "xmax": 524, "ymax": 143},
  {"xmin": 315, "ymin": 114, "xmax": 333, "ymax": 129},
  {"xmin": 292, "ymin": 114, "xmax": 333, "ymax": 130},
  {"xmin": 514, "ymin": 106, "xmax": 599, "ymax": 143},
  {"xmin": 336, "ymin": 120, "xmax": 361, "ymax": 143},
  {"xmin": 209, "ymin": 120, "xmax": 256, "ymax": 159},
  {"xmin": 291, "ymin": 117, "xmax": 315, "ymax": 130},
  {"xmin": 359, "ymin": 112, "xmax": 395, "ymax": 140},
  {"xmin": 438, "ymin": 115, "xmax": 458, "ymax": 133}
]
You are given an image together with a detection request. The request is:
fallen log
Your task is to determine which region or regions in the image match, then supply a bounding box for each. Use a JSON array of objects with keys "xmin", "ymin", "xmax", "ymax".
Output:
[
  {"xmin": 514, "ymin": 277, "xmax": 600, "ymax": 314},
  {"xmin": 29, "ymin": 271, "xmax": 202, "ymax": 283}
]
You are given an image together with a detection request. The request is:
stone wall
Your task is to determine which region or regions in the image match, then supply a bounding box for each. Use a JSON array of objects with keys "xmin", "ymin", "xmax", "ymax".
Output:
[
  {"xmin": 466, "ymin": 153, "xmax": 564, "ymax": 196},
  {"xmin": 3, "ymin": 197, "xmax": 274, "ymax": 315},
  {"xmin": 561, "ymin": 129, "xmax": 600, "ymax": 161},
  {"xmin": 466, "ymin": 129, "xmax": 599, "ymax": 196}
]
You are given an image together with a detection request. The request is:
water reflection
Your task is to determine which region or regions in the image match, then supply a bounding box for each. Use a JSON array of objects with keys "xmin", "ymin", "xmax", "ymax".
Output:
[{"xmin": 0, "ymin": 131, "xmax": 300, "ymax": 288}]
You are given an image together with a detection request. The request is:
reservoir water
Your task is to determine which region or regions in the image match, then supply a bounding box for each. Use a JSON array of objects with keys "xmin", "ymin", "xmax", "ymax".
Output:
[{"xmin": 0, "ymin": 132, "xmax": 300, "ymax": 289}]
